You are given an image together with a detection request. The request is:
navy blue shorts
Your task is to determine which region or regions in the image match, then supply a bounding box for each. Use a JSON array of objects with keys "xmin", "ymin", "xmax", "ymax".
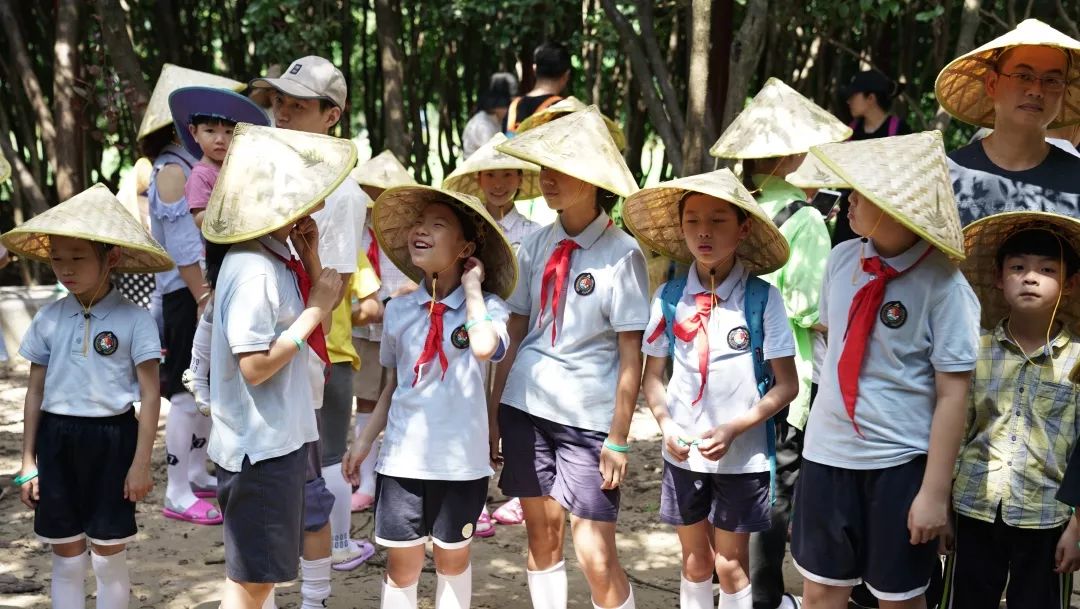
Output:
[
  {"xmin": 374, "ymin": 474, "xmax": 489, "ymax": 549},
  {"xmin": 498, "ymin": 404, "xmax": 620, "ymax": 522},
  {"xmin": 659, "ymin": 461, "xmax": 771, "ymax": 533}
]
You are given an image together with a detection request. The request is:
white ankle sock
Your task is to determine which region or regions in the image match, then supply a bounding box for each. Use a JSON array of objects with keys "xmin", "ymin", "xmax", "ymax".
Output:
[
  {"xmin": 354, "ymin": 413, "xmax": 379, "ymax": 496},
  {"xmin": 380, "ymin": 579, "xmax": 418, "ymax": 609},
  {"xmin": 51, "ymin": 552, "xmax": 88, "ymax": 609},
  {"xmin": 594, "ymin": 585, "xmax": 635, "ymax": 609},
  {"xmin": 164, "ymin": 392, "xmax": 199, "ymax": 510},
  {"xmin": 436, "ymin": 564, "xmax": 472, "ymax": 609},
  {"xmin": 680, "ymin": 576, "xmax": 713, "ymax": 609},
  {"xmin": 718, "ymin": 585, "xmax": 752, "ymax": 609},
  {"xmin": 322, "ymin": 464, "xmax": 353, "ymax": 552},
  {"xmin": 91, "ymin": 550, "xmax": 130, "ymax": 609},
  {"xmin": 777, "ymin": 595, "xmax": 797, "ymax": 609},
  {"xmin": 526, "ymin": 560, "xmax": 567, "ymax": 609},
  {"xmin": 188, "ymin": 413, "xmax": 215, "ymax": 488},
  {"xmin": 300, "ymin": 557, "xmax": 332, "ymax": 609}
]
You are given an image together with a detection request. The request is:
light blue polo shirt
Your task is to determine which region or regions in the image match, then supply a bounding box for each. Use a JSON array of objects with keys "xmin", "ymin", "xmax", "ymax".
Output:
[
  {"xmin": 20, "ymin": 288, "xmax": 160, "ymax": 417},
  {"xmin": 208, "ymin": 236, "xmax": 319, "ymax": 473}
]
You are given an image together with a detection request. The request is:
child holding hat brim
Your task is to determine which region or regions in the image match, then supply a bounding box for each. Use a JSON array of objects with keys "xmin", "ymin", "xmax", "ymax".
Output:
[
  {"xmin": 491, "ymin": 105, "xmax": 650, "ymax": 609},
  {"xmin": 623, "ymin": 169, "xmax": 799, "ymax": 609},
  {"xmin": 785, "ymin": 131, "xmax": 980, "ymax": 608},
  {"xmin": 343, "ymin": 185, "xmax": 516, "ymax": 609},
  {"xmin": 9, "ymin": 184, "xmax": 172, "ymax": 609}
]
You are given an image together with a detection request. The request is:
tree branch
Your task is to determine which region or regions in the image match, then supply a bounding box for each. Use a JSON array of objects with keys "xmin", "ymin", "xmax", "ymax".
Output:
[
  {"xmin": 0, "ymin": 0, "xmax": 57, "ymax": 175},
  {"xmin": 95, "ymin": 0, "xmax": 151, "ymax": 128},
  {"xmin": 634, "ymin": 0, "xmax": 685, "ymax": 139},
  {"xmin": 1057, "ymin": 0, "xmax": 1080, "ymax": 39}
]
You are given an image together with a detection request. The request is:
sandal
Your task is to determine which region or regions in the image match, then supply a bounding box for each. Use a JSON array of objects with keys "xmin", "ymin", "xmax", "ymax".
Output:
[
  {"xmin": 190, "ymin": 482, "xmax": 217, "ymax": 499},
  {"xmin": 492, "ymin": 497, "xmax": 524, "ymax": 525},
  {"xmin": 163, "ymin": 498, "xmax": 223, "ymax": 525},
  {"xmin": 475, "ymin": 507, "xmax": 495, "ymax": 538},
  {"xmin": 332, "ymin": 539, "xmax": 376, "ymax": 571}
]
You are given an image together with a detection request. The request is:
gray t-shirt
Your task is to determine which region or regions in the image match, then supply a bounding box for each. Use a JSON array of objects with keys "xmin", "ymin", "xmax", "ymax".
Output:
[{"xmin": 949, "ymin": 141, "xmax": 1080, "ymax": 225}]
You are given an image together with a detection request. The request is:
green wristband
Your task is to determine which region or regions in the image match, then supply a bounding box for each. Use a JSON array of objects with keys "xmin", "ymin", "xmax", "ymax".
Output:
[
  {"xmin": 464, "ymin": 315, "xmax": 492, "ymax": 331},
  {"xmin": 13, "ymin": 471, "xmax": 38, "ymax": 485},
  {"xmin": 603, "ymin": 440, "xmax": 630, "ymax": 453},
  {"xmin": 281, "ymin": 332, "xmax": 305, "ymax": 351}
]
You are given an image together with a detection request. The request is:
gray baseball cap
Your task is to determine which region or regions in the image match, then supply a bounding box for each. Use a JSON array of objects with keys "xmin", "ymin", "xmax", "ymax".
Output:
[{"xmin": 250, "ymin": 56, "xmax": 346, "ymax": 109}]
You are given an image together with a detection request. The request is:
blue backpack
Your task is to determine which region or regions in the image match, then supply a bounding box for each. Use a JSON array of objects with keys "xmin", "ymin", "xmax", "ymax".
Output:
[{"xmin": 658, "ymin": 274, "xmax": 779, "ymax": 503}]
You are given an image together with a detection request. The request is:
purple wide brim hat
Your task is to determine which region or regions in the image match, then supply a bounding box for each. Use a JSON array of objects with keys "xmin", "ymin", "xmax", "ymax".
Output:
[{"xmin": 168, "ymin": 86, "xmax": 271, "ymax": 158}]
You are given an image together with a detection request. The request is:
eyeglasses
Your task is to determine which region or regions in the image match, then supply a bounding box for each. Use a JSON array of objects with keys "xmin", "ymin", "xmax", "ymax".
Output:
[{"xmin": 998, "ymin": 71, "xmax": 1070, "ymax": 92}]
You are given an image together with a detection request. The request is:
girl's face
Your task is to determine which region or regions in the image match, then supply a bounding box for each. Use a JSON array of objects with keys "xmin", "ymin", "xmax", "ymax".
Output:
[
  {"xmin": 477, "ymin": 169, "xmax": 522, "ymax": 209},
  {"xmin": 407, "ymin": 202, "xmax": 474, "ymax": 276},
  {"xmin": 680, "ymin": 194, "xmax": 750, "ymax": 268},
  {"xmin": 49, "ymin": 236, "xmax": 117, "ymax": 298},
  {"xmin": 847, "ymin": 191, "xmax": 886, "ymax": 237},
  {"xmin": 189, "ymin": 121, "xmax": 234, "ymax": 163},
  {"xmin": 847, "ymin": 92, "xmax": 873, "ymax": 118},
  {"xmin": 539, "ymin": 167, "xmax": 596, "ymax": 212}
]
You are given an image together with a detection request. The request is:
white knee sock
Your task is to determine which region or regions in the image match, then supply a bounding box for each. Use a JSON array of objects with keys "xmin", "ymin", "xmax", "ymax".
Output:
[
  {"xmin": 188, "ymin": 413, "xmax": 215, "ymax": 488},
  {"xmin": 354, "ymin": 412, "xmax": 379, "ymax": 496},
  {"xmin": 322, "ymin": 464, "xmax": 353, "ymax": 552},
  {"xmin": 91, "ymin": 550, "xmax": 130, "ymax": 609},
  {"xmin": 51, "ymin": 552, "xmax": 88, "ymax": 609},
  {"xmin": 436, "ymin": 564, "xmax": 472, "ymax": 609},
  {"xmin": 164, "ymin": 392, "xmax": 199, "ymax": 510},
  {"xmin": 594, "ymin": 585, "xmax": 635, "ymax": 609},
  {"xmin": 718, "ymin": 585, "xmax": 751, "ymax": 609},
  {"xmin": 300, "ymin": 556, "xmax": 332, "ymax": 609},
  {"xmin": 262, "ymin": 589, "xmax": 277, "ymax": 609},
  {"xmin": 527, "ymin": 560, "xmax": 567, "ymax": 609},
  {"xmin": 380, "ymin": 579, "xmax": 418, "ymax": 609},
  {"xmin": 680, "ymin": 576, "xmax": 713, "ymax": 609}
]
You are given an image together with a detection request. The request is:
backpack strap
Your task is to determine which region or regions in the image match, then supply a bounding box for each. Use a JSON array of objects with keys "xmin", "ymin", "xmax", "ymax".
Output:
[
  {"xmin": 887, "ymin": 114, "xmax": 900, "ymax": 137},
  {"xmin": 771, "ymin": 199, "xmax": 808, "ymax": 227},
  {"xmin": 659, "ymin": 276, "xmax": 687, "ymax": 359},
  {"xmin": 744, "ymin": 275, "xmax": 779, "ymax": 504},
  {"xmin": 505, "ymin": 97, "xmax": 523, "ymax": 134}
]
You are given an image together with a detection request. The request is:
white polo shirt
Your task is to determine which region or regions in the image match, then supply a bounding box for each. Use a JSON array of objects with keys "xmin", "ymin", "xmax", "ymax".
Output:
[
  {"xmin": 20, "ymin": 288, "xmax": 160, "ymax": 417},
  {"xmin": 497, "ymin": 208, "xmax": 541, "ymax": 250},
  {"xmin": 502, "ymin": 211, "xmax": 651, "ymax": 432},
  {"xmin": 804, "ymin": 238, "xmax": 980, "ymax": 470},
  {"xmin": 642, "ymin": 260, "xmax": 795, "ymax": 474},
  {"xmin": 377, "ymin": 284, "xmax": 509, "ymax": 481},
  {"xmin": 355, "ymin": 223, "xmax": 413, "ymax": 342},
  {"xmin": 308, "ymin": 177, "xmax": 366, "ymax": 274},
  {"xmin": 208, "ymin": 236, "xmax": 319, "ymax": 473}
]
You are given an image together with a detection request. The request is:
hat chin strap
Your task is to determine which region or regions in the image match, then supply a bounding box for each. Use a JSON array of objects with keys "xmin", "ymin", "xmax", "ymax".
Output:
[{"xmin": 427, "ymin": 243, "xmax": 473, "ymax": 315}]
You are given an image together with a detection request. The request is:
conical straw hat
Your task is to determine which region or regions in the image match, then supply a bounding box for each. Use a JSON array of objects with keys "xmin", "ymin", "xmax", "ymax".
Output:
[
  {"xmin": 936, "ymin": 19, "xmax": 1080, "ymax": 128},
  {"xmin": 202, "ymin": 123, "xmax": 357, "ymax": 244},
  {"xmin": 350, "ymin": 150, "xmax": 417, "ymax": 192},
  {"xmin": 496, "ymin": 105, "xmax": 638, "ymax": 198},
  {"xmin": 960, "ymin": 211, "xmax": 1080, "ymax": 329},
  {"xmin": 809, "ymin": 131, "xmax": 965, "ymax": 260},
  {"xmin": 622, "ymin": 169, "xmax": 789, "ymax": 275},
  {"xmin": 372, "ymin": 185, "xmax": 518, "ymax": 299},
  {"xmin": 137, "ymin": 64, "xmax": 246, "ymax": 141},
  {"xmin": 0, "ymin": 155, "xmax": 10, "ymax": 183},
  {"xmin": 1, "ymin": 184, "xmax": 173, "ymax": 273},
  {"xmin": 785, "ymin": 149, "xmax": 849, "ymax": 189},
  {"xmin": 710, "ymin": 78, "xmax": 853, "ymax": 159},
  {"xmin": 516, "ymin": 96, "xmax": 629, "ymax": 152},
  {"xmin": 442, "ymin": 133, "xmax": 541, "ymax": 201}
]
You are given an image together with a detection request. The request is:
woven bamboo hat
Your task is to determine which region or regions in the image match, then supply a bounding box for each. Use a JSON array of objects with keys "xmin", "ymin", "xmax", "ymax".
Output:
[
  {"xmin": 372, "ymin": 185, "xmax": 517, "ymax": 298},
  {"xmin": 496, "ymin": 105, "xmax": 638, "ymax": 198},
  {"xmin": 0, "ymin": 155, "xmax": 10, "ymax": 183},
  {"xmin": 516, "ymin": 96, "xmax": 628, "ymax": 152},
  {"xmin": 622, "ymin": 169, "xmax": 789, "ymax": 275},
  {"xmin": 805, "ymin": 131, "xmax": 965, "ymax": 259},
  {"xmin": 936, "ymin": 19, "xmax": 1080, "ymax": 128},
  {"xmin": 961, "ymin": 211, "xmax": 1080, "ymax": 329},
  {"xmin": 202, "ymin": 123, "xmax": 357, "ymax": 244},
  {"xmin": 710, "ymin": 78, "xmax": 853, "ymax": 159},
  {"xmin": 350, "ymin": 150, "xmax": 416, "ymax": 201},
  {"xmin": 442, "ymin": 133, "xmax": 541, "ymax": 201},
  {"xmin": 137, "ymin": 64, "xmax": 246, "ymax": 141},
  {"xmin": 785, "ymin": 149, "xmax": 849, "ymax": 189},
  {"xmin": 1, "ymin": 184, "xmax": 173, "ymax": 272}
]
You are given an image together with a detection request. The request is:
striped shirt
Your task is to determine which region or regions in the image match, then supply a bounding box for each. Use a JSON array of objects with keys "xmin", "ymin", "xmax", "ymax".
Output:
[{"xmin": 953, "ymin": 322, "xmax": 1080, "ymax": 529}]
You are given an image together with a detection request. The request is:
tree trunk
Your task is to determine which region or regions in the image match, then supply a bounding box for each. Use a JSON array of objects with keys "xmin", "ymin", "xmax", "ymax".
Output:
[
  {"xmin": 720, "ymin": 0, "xmax": 769, "ymax": 133},
  {"xmin": 931, "ymin": 0, "xmax": 982, "ymax": 131},
  {"xmin": 375, "ymin": 0, "xmax": 409, "ymax": 162},
  {"xmin": 95, "ymin": 0, "xmax": 151, "ymax": 128},
  {"xmin": 340, "ymin": 0, "xmax": 353, "ymax": 140},
  {"xmin": 0, "ymin": 103, "xmax": 49, "ymax": 216},
  {"xmin": 709, "ymin": 0, "xmax": 733, "ymax": 134},
  {"xmin": 52, "ymin": 0, "xmax": 82, "ymax": 201},
  {"xmin": 681, "ymin": 0, "xmax": 712, "ymax": 176},
  {"xmin": 634, "ymin": 0, "xmax": 685, "ymax": 138},
  {"xmin": 0, "ymin": 0, "xmax": 58, "ymax": 178}
]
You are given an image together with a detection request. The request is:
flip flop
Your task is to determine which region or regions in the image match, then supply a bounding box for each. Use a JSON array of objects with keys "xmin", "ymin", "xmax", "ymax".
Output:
[
  {"xmin": 492, "ymin": 497, "xmax": 524, "ymax": 525},
  {"xmin": 475, "ymin": 508, "xmax": 495, "ymax": 538},
  {"xmin": 190, "ymin": 483, "xmax": 217, "ymax": 499},
  {"xmin": 163, "ymin": 498, "xmax": 223, "ymax": 525},
  {"xmin": 332, "ymin": 539, "xmax": 376, "ymax": 572}
]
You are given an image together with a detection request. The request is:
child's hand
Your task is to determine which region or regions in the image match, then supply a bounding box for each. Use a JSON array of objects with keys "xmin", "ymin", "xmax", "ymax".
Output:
[
  {"xmin": 660, "ymin": 420, "xmax": 692, "ymax": 462},
  {"xmin": 308, "ymin": 268, "xmax": 343, "ymax": 313},
  {"xmin": 599, "ymin": 440, "xmax": 628, "ymax": 490},
  {"xmin": 1055, "ymin": 517, "xmax": 1080, "ymax": 573},
  {"xmin": 124, "ymin": 461, "xmax": 154, "ymax": 502},
  {"xmin": 291, "ymin": 215, "xmax": 321, "ymax": 264},
  {"xmin": 342, "ymin": 442, "xmax": 371, "ymax": 487},
  {"xmin": 697, "ymin": 424, "xmax": 735, "ymax": 461},
  {"xmin": 18, "ymin": 465, "xmax": 39, "ymax": 509},
  {"xmin": 488, "ymin": 420, "xmax": 503, "ymax": 469},
  {"xmin": 907, "ymin": 487, "xmax": 949, "ymax": 545},
  {"xmin": 461, "ymin": 257, "xmax": 485, "ymax": 290}
]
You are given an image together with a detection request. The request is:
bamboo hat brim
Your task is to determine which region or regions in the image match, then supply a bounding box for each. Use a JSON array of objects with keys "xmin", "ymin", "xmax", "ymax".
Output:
[
  {"xmin": 0, "ymin": 156, "xmax": 10, "ymax": 183},
  {"xmin": 0, "ymin": 184, "xmax": 174, "ymax": 273},
  {"xmin": 622, "ymin": 169, "xmax": 790, "ymax": 275},
  {"xmin": 935, "ymin": 19, "xmax": 1080, "ymax": 128},
  {"xmin": 496, "ymin": 105, "xmax": 638, "ymax": 198},
  {"xmin": 202, "ymin": 123, "xmax": 357, "ymax": 244},
  {"xmin": 442, "ymin": 133, "xmax": 541, "ymax": 201},
  {"xmin": 961, "ymin": 211, "xmax": 1080, "ymax": 329},
  {"xmin": 710, "ymin": 78, "xmax": 853, "ymax": 159},
  {"xmin": 372, "ymin": 185, "xmax": 518, "ymax": 299},
  {"xmin": 516, "ymin": 96, "xmax": 628, "ymax": 152},
  {"xmin": 137, "ymin": 64, "xmax": 246, "ymax": 141},
  {"xmin": 350, "ymin": 150, "xmax": 416, "ymax": 203},
  {"xmin": 785, "ymin": 150, "xmax": 850, "ymax": 189}
]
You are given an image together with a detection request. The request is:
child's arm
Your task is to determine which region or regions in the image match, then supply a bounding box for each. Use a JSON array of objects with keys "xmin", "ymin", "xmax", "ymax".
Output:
[
  {"xmin": 642, "ymin": 354, "xmax": 690, "ymax": 462},
  {"xmin": 601, "ymin": 331, "xmax": 643, "ymax": 490},
  {"xmin": 351, "ymin": 293, "xmax": 383, "ymax": 327},
  {"xmin": 908, "ymin": 369, "xmax": 972, "ymax": 545},
  {"xmin": 698, "ymin": 355, "xmax": 799, "ymax": 461},
  {"xmin": 125, "ymin": 359, "xmax": 161, "ymax": 502},
  {"xmin": 488, "ymin": 312, "xmax": 528, "ymax": 466},
  {"xmin": 462, "ymin": 257, "xmax": 499, "ymax": 360},
  {"xmin": 18, "ymin": 364, "xmax": 46, "ymax": 509},
  {"xmin": 1054, "ymin": 514, "xmax": 1080, "ymax": 573},
  {"xmin": 342, "ymin": 370, "xmax": 396, "ymax": 486}
]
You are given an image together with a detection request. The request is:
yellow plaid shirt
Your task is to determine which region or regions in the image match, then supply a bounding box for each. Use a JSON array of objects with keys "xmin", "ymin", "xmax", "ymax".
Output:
[{"xmin": 953, "ymin": 323, "xmax": 1080, "ymax": 529}]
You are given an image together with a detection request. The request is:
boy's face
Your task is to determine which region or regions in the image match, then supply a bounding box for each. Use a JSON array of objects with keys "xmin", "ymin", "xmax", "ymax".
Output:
[
  {"xmin": 271, "ymin": 92, "xmax": 340, "ymax": 134},
  {"xmin": 407, "ymin": 202, "xmax": 474, "ymax": 276},
  {"xmin": 680, "ymin": 194, "xmax": 750, "ymax": 267},
  {"xmin": 49, "ymin": 236, "xmax": 118, "ymax": 297},
  {"xmin": 848, "ymin": 191, "xmax": 888, "ymax": 237},
  {"xmin": 985, "ymin": 45, "xmax": 1069, "ymax": 131},
  {"xmin": 997, "ymin": 253, "xmax": 1076, "ymax": 316},
  {"xmin": 188, "ymin": 122, "xmax": 233, "ymax": 164},
  {"xmin": 477, "ymin": 169, "xmax": 522, "ymax": 209},
  {"xmin": 539, "ymin": 167, "xmax": 595, "ymax": 212}
]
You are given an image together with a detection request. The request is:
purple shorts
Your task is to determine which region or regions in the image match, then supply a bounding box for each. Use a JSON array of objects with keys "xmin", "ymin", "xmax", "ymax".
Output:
[
  {"xmin": 498, "ymin": 404, "xmax": 620, "ymax": 522},
  {"xmin": 303, "ymin": 439, "xmax": 334, "ymax": 532},
  {"xmin": 659, "ymin": 461, "xmax": 771, "ymax": 533}
]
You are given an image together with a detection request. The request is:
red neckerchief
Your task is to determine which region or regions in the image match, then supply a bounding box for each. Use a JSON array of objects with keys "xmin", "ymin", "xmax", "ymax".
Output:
[{"xmin": 261, "ymin": 242, "xmax": 330, "ymax": 365}]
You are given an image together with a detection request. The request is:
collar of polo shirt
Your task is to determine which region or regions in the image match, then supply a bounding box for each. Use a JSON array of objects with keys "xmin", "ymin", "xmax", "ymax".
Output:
[
  {"xmin": 257, "ymin": 234, "xmax": 292, "ymax": 260},
  {"xmin": 554, "ymin": 211, "xmax": 610, "ymax": 250},
  {"xmin": 863, "ymin": 239, "xmax": 933, "ymax": 273},
  {"xmin": 62, "ymin": 286, "xmax": 124, "ymax": 320},
  {"xmin": 686, "ymin": 259, "xmax": 746, "ymax": 301},
  {"xmin": 408, "ymin": 281, "xmax": 466, "ymax": 310}
]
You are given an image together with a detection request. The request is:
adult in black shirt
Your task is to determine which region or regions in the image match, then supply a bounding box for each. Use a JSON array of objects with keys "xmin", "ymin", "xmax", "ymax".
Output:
[
  {"xmin": 503, "ymin": 42, "xmax": 571, "ymax": 134},
  {"xmin": 842, "ymin": 70, "xmax": 912, "ymax": 141}
]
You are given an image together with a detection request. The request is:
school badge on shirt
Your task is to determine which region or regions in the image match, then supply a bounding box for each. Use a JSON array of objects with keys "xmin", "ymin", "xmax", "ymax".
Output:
[
  {"xmin": 574, "ymin": 272, "xmax": 595, "ymax": 296},
  {"xmin": 451, "ymin": 324, "xmax": 470, "ymax": 349},
  {"xmin": 727, "ymin": 326, "xmax": 750, "ymax": 351},
  {"xmin": 879, "ymin": 301, "xmax": 908, "ymax": 329},
  {"xmin": 94, "ymin": 331, "xmax": 118, "ymax": 356}
]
